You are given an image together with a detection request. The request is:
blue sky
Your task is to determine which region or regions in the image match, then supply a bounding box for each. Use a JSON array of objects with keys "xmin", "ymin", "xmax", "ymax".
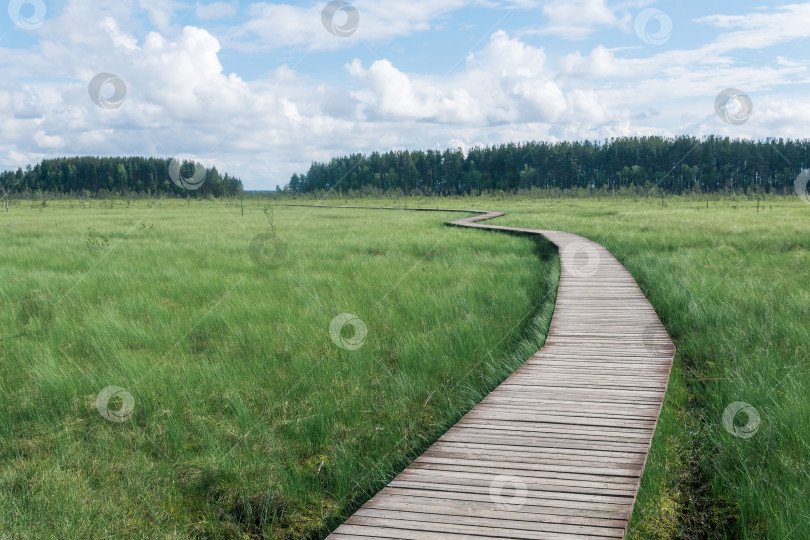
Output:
[{"xmin": 1, "ymin": 0, "xmax": 809, "ymax": 189}]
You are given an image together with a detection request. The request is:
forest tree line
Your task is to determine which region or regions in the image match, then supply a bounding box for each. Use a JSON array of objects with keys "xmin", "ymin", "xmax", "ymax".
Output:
[
  {"xmin": 287, "ymin": 136, "xmax": 809, "ymax": 196},
  {"xmin": 0, "ymin": 156, "xmax": 244, "ymax": 198}
]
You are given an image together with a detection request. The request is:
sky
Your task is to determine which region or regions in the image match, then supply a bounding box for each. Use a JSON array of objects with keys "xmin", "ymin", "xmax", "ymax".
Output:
[{"xmin": 1, "ymin": 0, "xmax": 809, "ymax": 190}]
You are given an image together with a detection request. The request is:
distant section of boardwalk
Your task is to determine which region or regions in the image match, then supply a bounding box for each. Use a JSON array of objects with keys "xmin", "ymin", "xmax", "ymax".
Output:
[{"xmin": 311, "ymin": 207, "xmax": 676, "ymax": 540}]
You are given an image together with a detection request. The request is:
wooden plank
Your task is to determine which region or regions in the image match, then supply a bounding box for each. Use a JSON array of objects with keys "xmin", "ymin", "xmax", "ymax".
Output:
[
  {"xmin": 428, "ymin": 442, "xmax": 649, "ymax": 462},
  {"xmin": 350, "ymin": 508, "xmax": 627, "ymax": 537},
  {"xmin": 363, "ymin": 497, "xmax": 628, "ymax": 527},
  {"xmin": 370, "ymin": 488, "xmax": 634, "ymax": 519},
  {"xmin": 393, "ymin": 469, "xmax": 640, "ymax": 496},
  {"xmin": 387, "ymin": 479, "xmax": 636, "ymax": 506},
  {"xmin": 304, "ymin": 207, "xmax": 677, "ymax": 540},
  {"xmin": 341, "ymin": 516, "xmax": 620, "ymax": 539}
]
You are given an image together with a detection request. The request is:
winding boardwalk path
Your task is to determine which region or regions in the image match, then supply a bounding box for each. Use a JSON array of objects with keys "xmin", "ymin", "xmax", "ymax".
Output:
[{"xmin": 312, "ymin": 207, "xmax": 676, "ymax": 539}]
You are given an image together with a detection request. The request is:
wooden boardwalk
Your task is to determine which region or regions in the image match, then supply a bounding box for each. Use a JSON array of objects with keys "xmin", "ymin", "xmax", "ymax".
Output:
[{"xmin": 316, "ymin": 207, "xmax": 676, "ymax": 539}]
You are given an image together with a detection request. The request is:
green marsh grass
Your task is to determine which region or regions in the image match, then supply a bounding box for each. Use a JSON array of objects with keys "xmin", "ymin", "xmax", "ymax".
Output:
[{"xmin": 0, "ymin": 201, "xmax": 558, "ymax": 538}]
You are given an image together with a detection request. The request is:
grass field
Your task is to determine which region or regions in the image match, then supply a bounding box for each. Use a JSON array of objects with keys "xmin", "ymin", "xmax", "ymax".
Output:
[
  {"xmin": 0, "ymin": 200, "xmax": 558, "ymax": 539},
  {"xmin": 2, "ymin": 194, "xmax": 807, "ymax": 539},
  {"xmin": 307, "ymin": 194, "xmax": 808, "ymax": 539}
]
